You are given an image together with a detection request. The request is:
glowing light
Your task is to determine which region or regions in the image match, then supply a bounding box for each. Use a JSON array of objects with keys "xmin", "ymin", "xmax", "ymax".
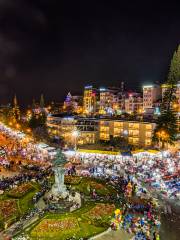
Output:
[
  {"xmin": 85, "ymin": 85, "xmax": 92, "ymax": 89},
  {"xmin": 27, "ymin": 128, "xmax": 31, "ymax": 133},
  {"xmin": 16, "ymin": 123, "xmax": 20, "ymax": 129},
  {"xmin": 99, "ymin": 87, "xmax": 106, "ymax": 91},
  {"xmin": 143, "ymin": 85, "xmax": 153, "ymax": 88},
  {"xmin": 72, "ymin": 130, "xmax": 79, "ymax": 137},
  {"xmin": 123, "ymin": 130, "xmax": 128, "ymax": 136}
]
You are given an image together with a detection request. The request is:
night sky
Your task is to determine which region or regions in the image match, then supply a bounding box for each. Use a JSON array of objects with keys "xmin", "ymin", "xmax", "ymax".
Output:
[{"xmin": 0, "ymin": 0, "xmax": 179, "ymax": 106}]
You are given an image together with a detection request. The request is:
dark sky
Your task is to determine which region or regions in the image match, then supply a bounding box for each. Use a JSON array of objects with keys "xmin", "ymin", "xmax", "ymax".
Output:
[{"xmin": 0, "ymin": 0, "xmax": 180, "ymax": 106}]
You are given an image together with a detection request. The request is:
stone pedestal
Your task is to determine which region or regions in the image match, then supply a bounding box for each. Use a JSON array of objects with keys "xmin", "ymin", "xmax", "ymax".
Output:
[{"xmin": 52, "ymin": 166, "xmax": 68, "ymax": 198}]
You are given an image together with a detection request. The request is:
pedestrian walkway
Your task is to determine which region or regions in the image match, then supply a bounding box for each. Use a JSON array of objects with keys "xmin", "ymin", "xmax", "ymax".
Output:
[{"xmin": 90, "ymin": 228, "xmax": 132, "ymax": 240}]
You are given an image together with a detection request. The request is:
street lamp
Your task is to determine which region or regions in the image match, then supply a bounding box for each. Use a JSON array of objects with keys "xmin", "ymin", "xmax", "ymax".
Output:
[
  {"xmin": 26, "ymin": 128, "xmax": 31, "ymax": 133},
  {"xmin": 16, "ymin": 123, "xmax": 20, "ymax": 129},
  {"xmin": 156, "ymin": 130, "xmax": 169, "ymax": 149},
  {"xmin": 72, "ymin": 130, "xmax": 79, "ymax": 151}
]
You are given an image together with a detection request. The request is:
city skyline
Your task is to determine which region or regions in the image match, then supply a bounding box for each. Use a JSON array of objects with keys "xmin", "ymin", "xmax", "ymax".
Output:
[{"xmin": 0, "ymin": 2, "xmax": 179, "ymax": 239}]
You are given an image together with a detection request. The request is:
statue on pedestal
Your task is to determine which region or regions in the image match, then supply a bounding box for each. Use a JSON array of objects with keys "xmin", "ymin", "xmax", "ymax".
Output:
[{"xmin": 51, "ymin": 149, "xmax": 67, "ymax": 198}]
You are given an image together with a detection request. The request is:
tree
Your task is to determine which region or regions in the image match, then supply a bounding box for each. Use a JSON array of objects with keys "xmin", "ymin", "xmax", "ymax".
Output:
[
  {"xmin": 28, "ymin": 111, "xmax": 47, "ymax": 129},
  {"xmin": 162, "ymin": 45, "xmax": 180, "ymax": 110},
  {"xmin": 40, "ymin": 94, "xmax": 45, "ymax": 109},
  {"xmin": 11, "ymin": 95, "xmax": 20, "ymax": 122},
  {"xmin": 32, "ymin": 98, "xmax": 36, "ymax": 109},
  {"xmin": 32, "ymin": 126, "xmax": 50, "ymax": 142},
  {"xmin": 0, "ymin": 105, "xmax": 12, "ymax": 124},
  {"xmin": 168, "ymin": 45, "xmax": 180, "ymax": 85},
  {"xmin": 110, "ymin": 136, "xmax": 128, "ymax": 148},
  {"xmin": 153, "ymin": 45, "xmax": 180, "ymax": 148},
  {"xmin": 153, "ymin": 110, "xmax": 178, "ymax": 148}
]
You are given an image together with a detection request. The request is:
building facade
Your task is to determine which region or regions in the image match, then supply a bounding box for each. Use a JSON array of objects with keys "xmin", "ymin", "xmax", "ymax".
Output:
[
  {"xmin": 47, "ymin": 115, "xmax": 99, "ymax": 146},
  {"xmin": 83, "ymin": 85, "xmax": 98, "ymax": 115},
  {"xmin": 143, "ymin": 85, "xmax": 161, "ymax": 111},
  {"xmin": 47, "ymin": 115, "xmax": 156, "ymax": 148},
  {"xmin": 63, "ymin": 93, "xmax": 83, "ymax": 114},
  {"xmin": 125, "ymin": 92, "xmax": 143, "ymax": 114},
  {"xmin": 99, "ymin": 87, "xmax": 120, "ymax": 115},
  {"xmin": 99, "ymin": 119, "xmax": 155, "ymax": 147}
]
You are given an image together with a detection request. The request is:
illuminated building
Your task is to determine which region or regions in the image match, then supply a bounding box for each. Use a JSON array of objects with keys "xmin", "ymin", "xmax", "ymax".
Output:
[
  {"xmin": 47, "ymin": 115, "xmax": 98, "ymax": 145},
  {"xmin": 63, "ymin": 93, "xmax": 83, "ymax": 114},
  {"xmin": 71, "ymin": 95, "xmax": 83, "ymax": 114},
  {"xmin": 48, "ymin": 114, "xmax": 156, "ymax": 148},
  {"xmin": 83, "ymin": 85, "xmax": 98, "ymax": 115},
  {"xmin": 76, "ymin": 118, "xmax": 99, "ymax": 144},
  {"xmin": 143, "ymin": 85, "xmax": 161, "ymax": 111},
  {"xmin": 63, "ymin": 92, "xmax": 72, "ymax": 110},
  {"xmin": 99, "ymin": 119, "xmax": 155, "ymax": 147},
  {"xmin": 99, "ymin": 87, "xmax": 120, "ymax": 115},
  {"xmin": 125, "ymin": 92, "xmax": 143, "ymax": 114}
]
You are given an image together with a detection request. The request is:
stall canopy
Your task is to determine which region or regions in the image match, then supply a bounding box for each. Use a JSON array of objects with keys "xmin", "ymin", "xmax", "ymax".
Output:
[{"xmin": 77, "ymin": 149, "xmax": 120, "ymax": 155}]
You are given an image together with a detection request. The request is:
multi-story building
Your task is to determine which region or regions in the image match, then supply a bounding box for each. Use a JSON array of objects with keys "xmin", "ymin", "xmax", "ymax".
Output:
[
  {"xmin": 99, "ymin": 119, "xmax": 155, "ymax": 147},
  {"xmin": 143, "ymin": 85, "xmax": 161, "ymax": 111},
  {"xmin": 63, "ymin": 93, "xmax": 83, "ymax": 114},
  {"xmin": 125, "ymin": 92, "xmax": 143, "ymax": 114},
  {"xmin": 83, "ymin": 85, "xmax": 98, "ymax": 115},
  {"xmin": 47, "ymin": 115, "xmax": 76, "ymax": 143},
  {"xmin": 48, "ymin": 114, "xmax": 156, "ymax": 148},
  {"xmin": 76, "ymin": 118, "xmax": 99, "ymax": 144},
  {"xmin": 72, "ymin": 95, "xmax": 83, "ymax": 114},
  {"xmin": 47, "ymin": 115, "xmax": 98, "ymax": 145},
  {"xmin": 99, "ymin": 87, "xmax": 120, "ymax": 115}
]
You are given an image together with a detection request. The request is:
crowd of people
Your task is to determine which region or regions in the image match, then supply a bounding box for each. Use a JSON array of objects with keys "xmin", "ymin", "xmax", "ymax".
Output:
[
  {"xmin": 0, "ymin": 121, "xmax": 179, "ymax": 239},
  {"xmin": 108, "ymin": 175, "xmax": 161, "ymax": 240},
  {"xmin": 0, "ymin": 168, "xmax": 51, "ymax": 191},
  {"xmin": 65, "ymin": 150, "xmax": 180, "ymax": 201},
  {"xmin": 64, "ymin": 150, "xmax": 180, "ymax": 240},
  {"xmin": 0, "ymin": 122, "xmax": 55, "ymax": 168}
]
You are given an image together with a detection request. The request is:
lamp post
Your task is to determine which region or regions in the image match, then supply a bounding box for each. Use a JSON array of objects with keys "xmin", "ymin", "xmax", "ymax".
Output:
[{"xmin": 72, "ymin": 130, "xmax": 79, "ymax": 151}]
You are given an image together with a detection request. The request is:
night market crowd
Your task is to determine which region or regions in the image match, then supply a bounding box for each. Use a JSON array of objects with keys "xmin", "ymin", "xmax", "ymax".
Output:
[
  {"xmin": 64, "ymin": 158, "xmax": 162, "ymax": 240},
  {"xmin": 0, "ymin": 168, "xmax": 51, "ymax": 191},
  {"xmin": 66, "ymin": 151, "xmax": 180, "ymax": 200}
]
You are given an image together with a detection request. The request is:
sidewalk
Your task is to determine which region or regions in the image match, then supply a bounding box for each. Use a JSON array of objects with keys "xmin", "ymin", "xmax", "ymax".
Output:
[{"xmin": 89, "ymin": 228, "xmax": 133, "ymax": 240}]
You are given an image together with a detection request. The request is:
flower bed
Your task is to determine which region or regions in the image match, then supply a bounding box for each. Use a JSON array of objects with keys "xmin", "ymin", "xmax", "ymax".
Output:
[
  {"xmin": 73, "ymin": 178, "xmax": 114, "ymax": 196},
  {"xmin": 7, "ymin": 183, "xmax": 33, "ymax": 198},
  {"xmin": 65, "ymin": 175, "xmax": 82, "ymax": 185},
  {"xmin": 89, "ymin": 181, "xmax": 104, "ymax": 190},
  {"xmin": 88, "ymin": 180, "xmax": 112, "ymax": 195},
  {"xmin": 0, "ymin": 199, "xmax": 19, "ymax": 226},
  {"xmin": 31, "ymin": 217, "xmax": 79, "ymax": 238},
  {"xmin": 84, "ymin": 203, "xmax": 115, "ymax": 220}
]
